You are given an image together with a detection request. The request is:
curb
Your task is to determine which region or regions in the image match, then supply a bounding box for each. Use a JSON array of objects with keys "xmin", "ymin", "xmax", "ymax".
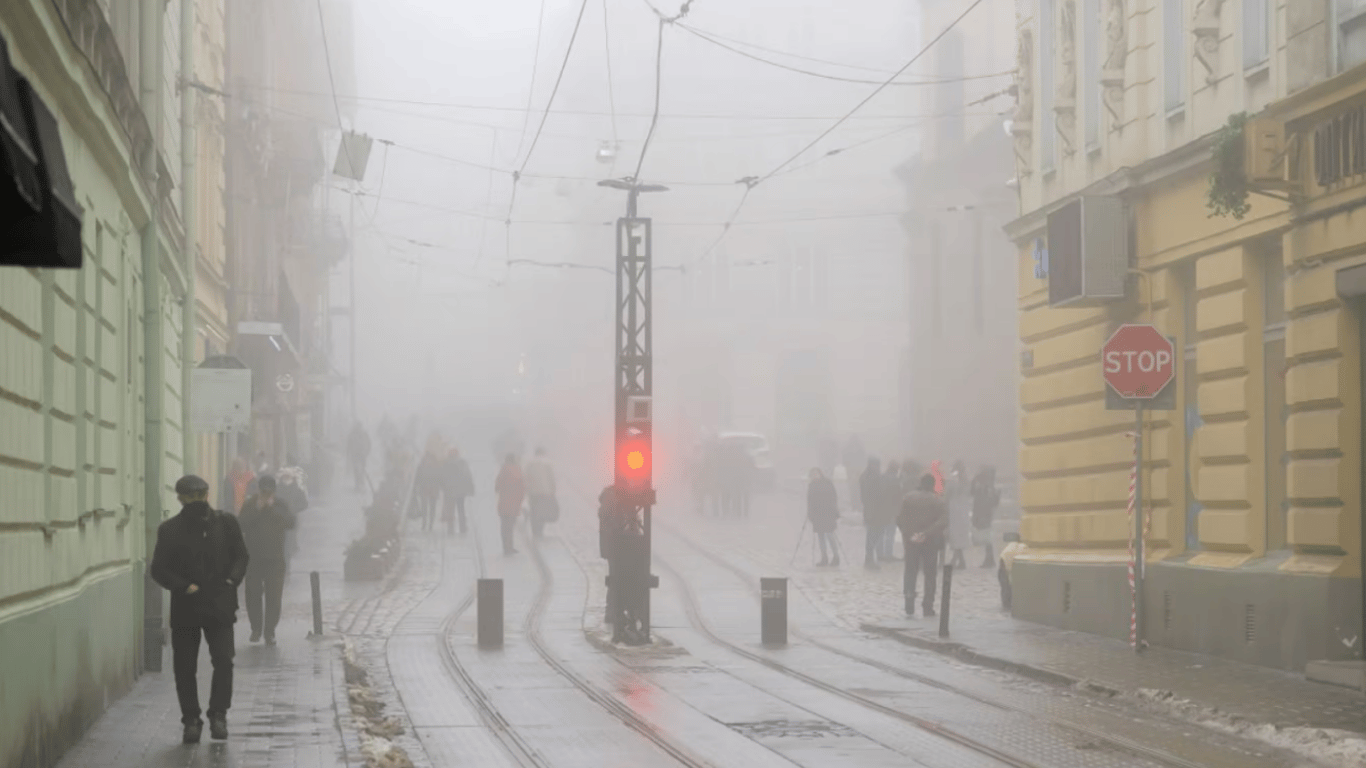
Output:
[{"xmin": 860, "ymin": 623, "xmax": 1122, "ymax": 696}]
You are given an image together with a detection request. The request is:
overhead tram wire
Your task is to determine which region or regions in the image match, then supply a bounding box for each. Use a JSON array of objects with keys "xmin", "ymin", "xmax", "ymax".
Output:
[
  {"xmin": 675, "ymin": 21, "xmax": 1014, "ymax": 88},
  {"xmin": 632, "ymin": 18, "xmax": 668, "ymax": 180},
  {"xmin": 507, "ymin": 0, "xmax": 595, "ymax": 260},
  {"xmin": 314, "ymin": 0, "xmax": 359, "ymax": 183},
  {"xmin": 602, "ymin": 0, "xmax": 620, "ymax": 145},
  {"xmin": 514, "ymin": 0, "xmax": 550, "ymax": 162},
  {"xmin": 760, "ymin": 0, "xmax": 989, "ymax": 183},
  {"xmin": 692, "ymin": 0, "xmax": 990, "ymax": 264}
]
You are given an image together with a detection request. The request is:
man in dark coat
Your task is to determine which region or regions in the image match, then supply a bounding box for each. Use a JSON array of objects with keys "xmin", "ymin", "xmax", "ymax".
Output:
[
  {"xmin": 807, "ymin": 468, "xmax": 840, "ymax": 566},
  {"xmin": 150, "ymin": 475, "xmax": 250, "ymax": 744},
  {"xmin": 441, "ymin": 446, "xmax": 476, "ymax": 535},
  {"xmin": 897, "ymin": 473, "xmax": 948, "ymax": 618},
  {"xmin": 237, "ymin": 475, "xmax": 297, "ymax": 646},
  {"xmin": 971, "ymin": 465, "xmax": 1002, "ymax": 567}
]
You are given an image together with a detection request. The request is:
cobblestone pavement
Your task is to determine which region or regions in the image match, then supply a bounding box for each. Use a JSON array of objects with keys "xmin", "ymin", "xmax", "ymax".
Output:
[
  {"xmin": 54, "ymin": 487, "xmax": 379, "ymax": 768},
  {"xmin": 664, "ymin": 488, "xmax": 1366, "ymax": 737}
]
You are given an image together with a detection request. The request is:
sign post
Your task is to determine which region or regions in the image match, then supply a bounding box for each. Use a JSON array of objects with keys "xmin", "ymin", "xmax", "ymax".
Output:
[{"xmin": 1101, "ymin": 324, "xmax": 1176, "ymax": 653}]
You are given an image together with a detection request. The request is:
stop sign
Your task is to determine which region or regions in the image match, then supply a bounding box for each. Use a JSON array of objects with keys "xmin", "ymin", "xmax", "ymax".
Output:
[{"xmin": 1102, "ymin": 324, "xmax": 1175, "ymax": 399}]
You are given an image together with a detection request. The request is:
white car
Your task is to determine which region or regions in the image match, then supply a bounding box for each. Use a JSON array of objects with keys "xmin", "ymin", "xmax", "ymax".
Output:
[{"xmin": 716, "ymin": 431, "xmax": 776, "ymax": 490}]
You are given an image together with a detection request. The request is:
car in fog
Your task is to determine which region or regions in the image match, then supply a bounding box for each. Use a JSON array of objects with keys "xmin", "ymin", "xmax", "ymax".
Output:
[{"xmin": 716, "ymin": 431, "xmax": 776, "ymax": 491}]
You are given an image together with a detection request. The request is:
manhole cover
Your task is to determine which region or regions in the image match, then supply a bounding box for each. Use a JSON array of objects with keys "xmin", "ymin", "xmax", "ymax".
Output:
[{"xmin": 728, "ymin": 720, "xmax": 858, "ymax": 739}]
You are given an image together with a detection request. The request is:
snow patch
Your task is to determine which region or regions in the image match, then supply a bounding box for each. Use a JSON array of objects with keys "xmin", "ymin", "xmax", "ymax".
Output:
[
  {"xmin": 1129, "ymin": 688, "xmax": 1366, "ymax": 768},
  {"xmin": 342, "ymin": 637, "xmax": 415, "ymax": 768}
]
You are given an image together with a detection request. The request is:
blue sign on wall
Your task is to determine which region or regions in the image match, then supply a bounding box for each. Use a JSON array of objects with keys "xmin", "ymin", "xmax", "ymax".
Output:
[{"xmin": 1033, "ymin": 237, "xmax": 1049, "ymax": 279}]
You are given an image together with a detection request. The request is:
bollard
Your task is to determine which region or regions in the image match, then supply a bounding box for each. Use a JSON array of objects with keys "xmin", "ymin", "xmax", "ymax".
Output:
[
  {"xmin": 939, "ymin": 563, "xmax": 953, "ymax": 639},
  {"xmin": 310, "ymin": 571, "xmax": 324, "ymax": 638},
  {"xmin": 477, "ymin": 579, "xmax": 504, "ymax": 648},
  {"xmin": 760, "ymin": 577, "xmax": 788, "ymax": 646}
]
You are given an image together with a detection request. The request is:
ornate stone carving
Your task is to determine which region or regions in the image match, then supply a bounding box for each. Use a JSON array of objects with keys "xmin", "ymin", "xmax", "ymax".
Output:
[
  {"xmin": 1054, "ymin": 0, "xmax": 1077, "ymax": 156},
  {"xmin": 1101, "ymin": 0, "xmax": 1128, "ymax": 124},
  {"xmin": 1193, "ymin": 0, "xmax": 1226, "ymax": 85},
  {"xmin": 1012, "ymin": 29, "xmax": 1035, "ymax": 176}
]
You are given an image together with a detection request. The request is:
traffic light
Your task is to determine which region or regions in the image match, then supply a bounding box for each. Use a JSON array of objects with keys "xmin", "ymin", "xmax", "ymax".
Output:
[{"xmin": 616, "ymin": 435, "xmax": 651, "ymax": 488}]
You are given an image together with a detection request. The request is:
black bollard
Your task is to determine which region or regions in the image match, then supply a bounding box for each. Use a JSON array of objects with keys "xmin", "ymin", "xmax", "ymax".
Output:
[
  {"xmin": 477, "ymin": 578, "xmax": 504, "ymax": 648},
  {"xmin": 760, "ymin": 577, "xmax": 788, "ymax": 646},
  {"xmin": 310, "ymin": 571, "xmax": 324, "ymax": 637},
  {"xmin": 939, "ymin": 563, "xmax": 953, "ymax": 639}
]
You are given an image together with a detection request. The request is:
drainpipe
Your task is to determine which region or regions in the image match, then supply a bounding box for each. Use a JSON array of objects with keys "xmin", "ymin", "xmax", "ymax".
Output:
[
  {"xmin": 180, "ymin": 0, "xmax": 198, "ymax": 476},
  {"xmin": 140, "ymin": 0, "xmax": 167, "ymax": 673}
]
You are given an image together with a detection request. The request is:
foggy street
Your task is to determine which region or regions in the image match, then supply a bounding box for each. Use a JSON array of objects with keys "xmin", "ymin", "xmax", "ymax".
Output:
[{"xmin": 6, "ymin": 0, "xmax": 1366, "ymax": 767}]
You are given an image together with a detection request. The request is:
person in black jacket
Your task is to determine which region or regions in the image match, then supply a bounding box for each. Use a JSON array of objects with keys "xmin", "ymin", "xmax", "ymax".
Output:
[
  {"xmin": 150, "ymin": 475, "xmax": 250, "ymax": 744},
  {"xmin": 237, "ymin": 475, "xmax": 297, "ymax": 646},
  {"xmin": 441, "ymin": 446, "xmax": 476, "ymax": 535},
  {"xmin": 807, "ymin": 468, "xmax": 841, "ymax": 567}
]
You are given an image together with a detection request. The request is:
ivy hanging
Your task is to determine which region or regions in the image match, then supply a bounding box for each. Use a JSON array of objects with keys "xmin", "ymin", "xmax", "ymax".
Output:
[{"xmin": 1207, "ymin": 112, "xmax": 1252, "ymax": 220}]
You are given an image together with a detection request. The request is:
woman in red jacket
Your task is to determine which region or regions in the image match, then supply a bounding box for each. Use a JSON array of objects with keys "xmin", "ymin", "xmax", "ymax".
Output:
[{"xmin": 495, "ymin": 453, "xmax": 526, "ymax": 555}]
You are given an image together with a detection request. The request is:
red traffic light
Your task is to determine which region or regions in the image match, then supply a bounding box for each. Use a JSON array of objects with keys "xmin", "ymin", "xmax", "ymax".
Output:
[{"xmin": 617, "ymin": 439, "xmax": 651, "ymax": 482}]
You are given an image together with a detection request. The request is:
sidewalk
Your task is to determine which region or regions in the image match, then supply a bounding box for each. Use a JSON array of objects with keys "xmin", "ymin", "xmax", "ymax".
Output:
[
  {"xmin": 681, "ymin": 489, "xmax": 1366, "ymax": 739},
  {"xmin": 54, "ymin": 488, "xmax": 372, "ymax": 768}
]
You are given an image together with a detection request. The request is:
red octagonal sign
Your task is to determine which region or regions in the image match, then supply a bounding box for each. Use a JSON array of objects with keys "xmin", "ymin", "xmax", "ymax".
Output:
[{"xmin": 1102, "ymin": 324, "xmax": 1175, "ymax": 399}]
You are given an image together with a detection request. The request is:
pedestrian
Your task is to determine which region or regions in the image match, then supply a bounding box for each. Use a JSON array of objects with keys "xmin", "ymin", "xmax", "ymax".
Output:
[
  {"xmin": 223, "ymin": 456, "xmax": 255, "ymax": 515},
  {"xmin": 495, "ymin": 453, "xmax": 526, "ymax": 555},
  {"xmin": 413, "ymin": 439, "xmax": 444, "ymax": 533},
  {"xmin": 347, "ymin": 422, "xmax": 371, "ymax": 492},
  {"xmin": 150, "ymin": 475, "xmax": 250, "ymax": 743},
  {"xmin": 237, "ymin": 475, "xmax": 297, "ymax": 646},
  {"xmin": 971, "ymin": 465, "xmax": 1002, "ymax": 567},
  {"xmin": 859, "ymin": 458, "xmax": 883, "ymax": 569},
  {"xmin": 807, "ymin": 468, "xmax": 841, "ymax": 567},
  {"xmin": 525, "ymin": 446, "xmax": 559, "ymax": 539},
  {"xmin": 842, "ymin": 436, "xmax": 867, "ymax": 514},
  {"xmin": 946, "ymin": 460, "xmax": 971, "ymax": 569},
  {"xmin": 897, "ymin": 473, "xmax": 948, "ymax": 618},
  {"xmin": 441, "ymin": 446, "xmax": 475, "ymax": 535}
]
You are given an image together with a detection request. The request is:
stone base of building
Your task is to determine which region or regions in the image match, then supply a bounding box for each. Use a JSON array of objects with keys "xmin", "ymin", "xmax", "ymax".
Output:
[
  {"xmin": 1011, "ymin": 559, "xmax": 1363, "ymax": 672},
  {"xmin": 0, "ymin": 569, "xmax": 139, "ymax": 768}
]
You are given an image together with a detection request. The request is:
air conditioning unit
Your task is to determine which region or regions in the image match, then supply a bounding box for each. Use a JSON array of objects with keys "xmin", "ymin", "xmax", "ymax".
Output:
[
  {"xmin": 1244, "ymin": 117, "xmax": 1285, "ymax": 185},
  {"xmin": 1046, "ymin": 195, "xmax": 1127, "ymax": 307}
]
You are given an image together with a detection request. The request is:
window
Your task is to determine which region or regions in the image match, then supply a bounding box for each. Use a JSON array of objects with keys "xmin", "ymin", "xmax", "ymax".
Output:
[
  {"xmin": 1262, "ymin": 242, "xmax": 1288, "ymax": 550},
  {"xmin": 1041, "ymin": 0, "xmax": 1057, "ymax": 170},
  {"xmin": 1337, "ymin": 0, "xmax": 1366, "ymax": 72},
  {"xmin": 1164, "ymin": 0, "xmax": 1185, "ymax": 112},
  {"xmin": 971, "ymin": 212, "xmax": 985, "ymax": 334},
  {"xmin": 930, "ymin": 222, "xmax": 944, "ymax": 338},
  {"xmin": 1243, "ymin": 0, "xmax": 1270, "ymax": 69},
  {"xmin": 1084, "ymin": 0, "xmax": 1101, "ymax": 149},
  {"xmin": 108, "ymin": 1, "xmax": 141, "ymax": 87},
  {"xmin": 780, "ymin": 248, "xmax": 819, "ymax": 312},
  {"xmin": 937, "ymin": 31, "xmax": 966, "ymax": 150}
]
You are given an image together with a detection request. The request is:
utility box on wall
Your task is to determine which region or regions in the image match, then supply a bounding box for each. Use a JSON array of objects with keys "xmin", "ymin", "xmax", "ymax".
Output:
[{"xmin": 1047, "ymin": 195, "xmax": 1127, "ymax": 307}]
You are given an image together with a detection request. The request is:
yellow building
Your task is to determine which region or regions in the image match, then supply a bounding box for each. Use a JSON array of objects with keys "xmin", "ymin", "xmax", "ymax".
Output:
[{"xmin": 1006, "ymin": 0, "xmax": 1363, "ymax": 672}]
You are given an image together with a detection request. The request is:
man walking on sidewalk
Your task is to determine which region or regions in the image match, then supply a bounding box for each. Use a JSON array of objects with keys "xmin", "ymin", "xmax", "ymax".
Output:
[
  {"xmin": 897, "ymin": 473, "xmax": 947, "ymax": 618},
  {"xmin": 238, "ymin": 475, "xmax": 297, "ymax": 645},
  {"xmin": 150, "ymin": 475, "xmax": 250, "ymax": 744}
]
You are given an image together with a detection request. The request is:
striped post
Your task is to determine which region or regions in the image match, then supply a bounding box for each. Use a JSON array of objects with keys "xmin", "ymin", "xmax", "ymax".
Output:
[{"xmin": 1126, "ymin": 432, "xmax": 1139, "ymax": 649}]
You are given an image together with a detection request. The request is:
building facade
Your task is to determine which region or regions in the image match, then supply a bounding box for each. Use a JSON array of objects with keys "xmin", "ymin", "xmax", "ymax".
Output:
[
  {"xmin": 223, "ymin": 0, "xmax": 352, "ymax": 489},
  {"xmin": 0, "ymin": 0, "xmax": 194, "ymax": 765},
  {"xmin": 897, "ymin": 0, "xmax": 1020, "ymax": 479},
  {"xmin": 1007, "ymin": 0, "xmax": 1363, "ymax": 672}
]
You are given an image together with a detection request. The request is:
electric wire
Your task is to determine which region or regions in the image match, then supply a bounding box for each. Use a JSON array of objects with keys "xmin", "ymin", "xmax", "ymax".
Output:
[
  {"xmin": 690, "ymin": 0, "xmax": 988, "ymax": 264},
  {"xmin": 518, "ymin": 0, "xmax": 595, "ymax": 175},
  {"xmin": 632, "ymin": 19, "xmax": 668, "ymax": 180},
  {"xmin": 314, "ymin": 0, "xmax": 359, "ymax": 179},
  {"xmin": 676, "ymin": 21, "xmax": 1013, "ymax": 88},
  {"xmin": 602, "ymin": 0, "xmax": 619, "ymax": 144},
  {"xmin": 514, "ymin": 0, "xmax": 550, "ymax": 161},
  {"xmin": 759, "ymin": 0, "xmax": 989, "ymax": 183}
]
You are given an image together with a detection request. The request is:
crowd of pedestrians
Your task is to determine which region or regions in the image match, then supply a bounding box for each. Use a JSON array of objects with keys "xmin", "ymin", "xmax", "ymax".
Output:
[{"xmin": 800, "ymin": 437, "xmax": 1003, "ymax": 618}]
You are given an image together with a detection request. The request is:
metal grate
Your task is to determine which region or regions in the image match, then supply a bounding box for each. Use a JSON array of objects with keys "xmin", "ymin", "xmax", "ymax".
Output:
[
  {"xmin": 1063, "ymin": 581, "xmax": 1072, "ymax": 614},
  {"xmin": 1244, "ymin": 604, "xmax": 1256, "ymax": 644},
  {"xmin": 1163, "ymin": 591, "xmax": 1173, "ymax": 632}
]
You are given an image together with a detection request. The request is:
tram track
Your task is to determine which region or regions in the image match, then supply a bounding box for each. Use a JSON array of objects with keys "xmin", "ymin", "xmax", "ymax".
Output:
[{"xmin": 655, "ymin": 518, "xmax": 1257, "ymax": 768}]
